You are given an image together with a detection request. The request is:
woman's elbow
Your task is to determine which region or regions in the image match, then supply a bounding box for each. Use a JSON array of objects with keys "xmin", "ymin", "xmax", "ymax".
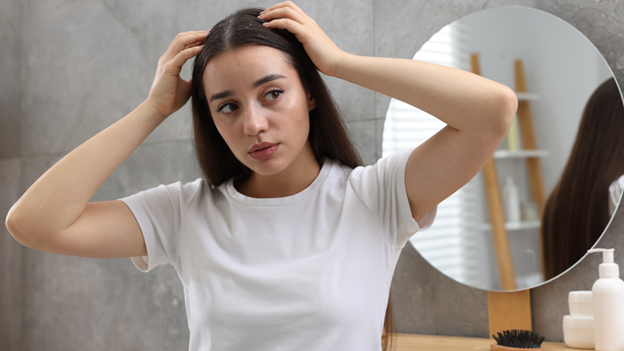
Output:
[
  {"xmin": 487, "ymin": 85, "xmax": 518, "ymax": 137},
  {"xmin": 5, "ymin": 205, "xmax": 39, "ymax": 249},
  {"xmin": 499, "ymin": 86, "xmax": 518, "ymax": 130}
]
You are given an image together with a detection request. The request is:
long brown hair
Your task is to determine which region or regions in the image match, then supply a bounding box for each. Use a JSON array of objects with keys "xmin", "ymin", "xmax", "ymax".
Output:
[
  {"xmin": 190, "ymin": 8, "xmax": 396, "ymax": 350},
  {"xmin": 541, "ymin": 78, "xmax": 624, "ymax": 280}
]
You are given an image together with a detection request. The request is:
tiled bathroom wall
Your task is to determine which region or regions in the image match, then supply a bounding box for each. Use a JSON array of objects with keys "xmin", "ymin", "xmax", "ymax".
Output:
[
  {"xmin": 0, "ymin": 0, "xmax": 24, "ymax": 349},
  {"xmin": 1, "ymin": 0, "xmax": 623, "ymax": 349}
]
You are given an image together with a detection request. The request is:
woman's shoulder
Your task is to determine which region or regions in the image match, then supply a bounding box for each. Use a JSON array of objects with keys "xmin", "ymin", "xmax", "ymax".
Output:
[
  {"xmin": 610, "ymin": 174, "xmax": 624, "ymax": 189},
  {"xmin": 121, "ymin": 178, "xmax": 209, "ymax": 205},
  {"xmin": 344, "ymin": 149, "xmax": 414, "ymax": 179},
  {"xmin": 159, "ymin": 177, "xmax": 207, "ymax": 195},
  {"xmin": 609, "ymin": 175, "xmax": 624, "ymax": 216}
]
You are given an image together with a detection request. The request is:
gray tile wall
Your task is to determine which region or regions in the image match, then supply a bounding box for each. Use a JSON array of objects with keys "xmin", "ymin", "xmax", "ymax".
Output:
[
  {"xmin": 0, "ymin": 159, "xmax": 23, "ymax": 351},
  {"xmin": 0, "ymin": 0, "xmax": 23, "ymax": 349},
  {"xmin": 1, "ymin": 0, "xmax": 622, "ymax": 349},
  {"xmin": 0, "ymin": 0, "xmax": 21, "ymax": 160}
]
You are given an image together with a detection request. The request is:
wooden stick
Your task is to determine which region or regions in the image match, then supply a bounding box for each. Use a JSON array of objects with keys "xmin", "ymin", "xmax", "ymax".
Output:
[
  {"xmin": 483, "ymin": 158, "xmax": 517, "ymax": 290},
  {"xmin": 515, "ymin": 60, "xmax": 546, "ymax": 213},
  {"xmin": 471, "ymin": 54, "xmax": 517, "ymax": 290}
]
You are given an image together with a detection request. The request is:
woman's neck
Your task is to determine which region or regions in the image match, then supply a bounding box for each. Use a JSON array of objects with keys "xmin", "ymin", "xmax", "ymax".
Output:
[{"xmin": 235, "ymin": 144, "xmax": 321, "ymax": 198}]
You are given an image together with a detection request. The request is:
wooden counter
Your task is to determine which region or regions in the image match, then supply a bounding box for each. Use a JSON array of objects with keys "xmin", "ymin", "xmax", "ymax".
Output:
[{"xmin": 396, "ymin": 333, "xmax": 579, "ymax": 351}]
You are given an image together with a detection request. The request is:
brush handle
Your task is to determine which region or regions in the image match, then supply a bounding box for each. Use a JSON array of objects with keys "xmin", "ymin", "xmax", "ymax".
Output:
[{"xmin": 490, "ymin": 344, "xmax": 547, "ymax": 351}]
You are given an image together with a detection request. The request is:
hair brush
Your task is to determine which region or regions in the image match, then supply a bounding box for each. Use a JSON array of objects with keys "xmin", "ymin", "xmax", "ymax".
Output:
[{"xmin": 490, "ymin": 329, "xmax": 548, "ymax": 350}]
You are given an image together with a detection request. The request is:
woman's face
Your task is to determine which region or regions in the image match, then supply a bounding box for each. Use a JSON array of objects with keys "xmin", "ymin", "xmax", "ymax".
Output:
[{"xmin": 203, "ymin": 45, "xmax": 316, "ymax": 178}]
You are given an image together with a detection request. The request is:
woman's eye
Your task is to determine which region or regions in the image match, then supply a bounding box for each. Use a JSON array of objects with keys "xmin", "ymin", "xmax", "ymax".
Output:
[
  {"xmin": 217, "ymin": 103, "xmax": 238, "ymax": 114},
  {"xmin": 265, "ymin": 89, "xmax": 284, "ymax": 101}
]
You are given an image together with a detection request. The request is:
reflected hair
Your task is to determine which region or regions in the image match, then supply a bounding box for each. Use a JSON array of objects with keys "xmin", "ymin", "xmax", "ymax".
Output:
[
  {"xmin": 189, "ymin": 8, "xmax": 398, "ymax": 351},
  {"xmin": 541, "ymin": 78, "xmax": 624, "ymax": 280}
]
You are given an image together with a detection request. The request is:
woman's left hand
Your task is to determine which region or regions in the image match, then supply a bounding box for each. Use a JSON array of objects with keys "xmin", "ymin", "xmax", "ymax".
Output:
[{"xmin": 259, "ymin": 1, "xmax": 345, "ymax": 77}]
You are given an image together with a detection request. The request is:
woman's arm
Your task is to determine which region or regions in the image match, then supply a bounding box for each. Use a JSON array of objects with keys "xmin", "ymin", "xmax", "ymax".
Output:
[
  {"xmin": 336, "ymin": 55, "xmax": 517, "ymax": 221},
  {"xmin": 5, "ymin": 30, "xmax": 208, "ymax": 258},
  {"xmin": 261, "ymin": 1, "xmax": 517, "ymax": 222}
]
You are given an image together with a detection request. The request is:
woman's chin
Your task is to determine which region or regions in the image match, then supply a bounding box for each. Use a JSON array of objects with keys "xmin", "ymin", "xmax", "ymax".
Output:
[{"xmin": 245, "ymin": 158, "xmax": 290, "ymax": 178}]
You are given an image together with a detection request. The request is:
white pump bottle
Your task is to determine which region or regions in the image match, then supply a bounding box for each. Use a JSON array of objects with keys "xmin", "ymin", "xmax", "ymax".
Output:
[{"xmin": 588, "ymin": 248, "xmax": 624, "ymax": 351}]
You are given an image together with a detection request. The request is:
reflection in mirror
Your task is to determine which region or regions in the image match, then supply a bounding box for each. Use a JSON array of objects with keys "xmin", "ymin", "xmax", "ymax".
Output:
[
  {"xmin": 542, "ymin": 77, "xmax": 624, "ymax": 281},
  {"xmin": 382, "ymin": 6, "xmax": 621, "ymax": 291}
]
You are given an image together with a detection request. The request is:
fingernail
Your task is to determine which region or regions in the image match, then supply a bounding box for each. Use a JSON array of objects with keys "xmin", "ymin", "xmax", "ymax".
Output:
[
  {"xmin": 205, "ymin": 30, "xmax": 210, "ymax": 34},
  {"xmin": 262, "ymin": 22, "xmax": 270, "ymax": 26}
]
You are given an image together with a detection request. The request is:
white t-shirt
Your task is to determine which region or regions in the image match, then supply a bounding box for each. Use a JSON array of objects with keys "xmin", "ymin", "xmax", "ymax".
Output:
[
  {"xmin": 608, "ymin": 174, "xmax": 624, "ymax": 216},
  {"xmin": 119, "ymin": 148, "xmax": 436, "ymax": 351}
]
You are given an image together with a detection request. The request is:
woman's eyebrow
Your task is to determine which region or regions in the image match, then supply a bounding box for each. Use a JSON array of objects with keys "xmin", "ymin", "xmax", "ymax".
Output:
[
  {"xmin": 209, "ymin": 90, "xmax": 234, "ymax": 102},
  {"xmin": 252, "ymin": 73, "xmax": 286, "ymax": 88},
  {"xmin": 209, "ymin": 74, "xmax": 286, "ymax": 103}
]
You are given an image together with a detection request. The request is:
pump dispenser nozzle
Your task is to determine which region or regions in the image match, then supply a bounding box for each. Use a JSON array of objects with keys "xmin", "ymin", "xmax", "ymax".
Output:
[
  {"xmin": 588, "ymin": 248, "xmax": 618, "ymax": 278},
  {"xmin": 589, "ymin": 248, "xmax": 615, "ymax": 263}
]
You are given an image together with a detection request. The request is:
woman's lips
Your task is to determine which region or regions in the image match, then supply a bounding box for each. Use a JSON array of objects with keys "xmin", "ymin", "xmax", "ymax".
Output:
[{"xmin": 249, "ymin": 144, "xmax": 279, "ymax": 160}]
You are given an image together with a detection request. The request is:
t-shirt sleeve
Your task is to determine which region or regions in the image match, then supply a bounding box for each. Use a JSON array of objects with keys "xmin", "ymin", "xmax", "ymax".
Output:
[
  {"xmin": 349, "ymin": 148, "xmax": 437, "ymax": 249},
  {"xmin": 117, "ymin": 179, "xmax": 202, "ymax": 272},
  {"xmin": 608, "ymin": 175, "xmax": 624, "ymax": 216}
]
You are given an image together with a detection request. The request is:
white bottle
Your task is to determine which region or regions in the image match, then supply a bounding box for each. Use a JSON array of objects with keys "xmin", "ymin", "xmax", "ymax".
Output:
[
  {"xmin": 503, "ymin": 176, "xmax": 521, "ymax": 223},
  {"xmin": 588, "ymin": 248, "xmax": 624, "ymax": 351}
]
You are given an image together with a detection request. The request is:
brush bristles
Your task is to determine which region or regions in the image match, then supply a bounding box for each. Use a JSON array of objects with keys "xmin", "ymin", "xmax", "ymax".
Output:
[{"xmin": 492, "ymin": 329, "xmax": 545, "ymax": 348}]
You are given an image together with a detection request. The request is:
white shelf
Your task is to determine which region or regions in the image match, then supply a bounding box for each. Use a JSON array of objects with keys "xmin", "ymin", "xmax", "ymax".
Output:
[
  {"xmin": 480, "ymin": 220, "xmax": 541, "ymax": 231},
  {"xmin": 516, "ymin": 92, "xmax": 539, "ymax": 101},
  {"xmin": 493, "ymin": 150, "xmax": 549, "ymax": 158}
]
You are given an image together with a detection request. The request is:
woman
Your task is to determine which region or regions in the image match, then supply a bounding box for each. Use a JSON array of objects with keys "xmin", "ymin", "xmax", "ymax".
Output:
[
  {"xmin": 542, "ymin": 78, "xmax": 624, "ymax": 281},
  {"xmin": 6, "ymin": 2, "xmax": 516, "ymax": 350}
]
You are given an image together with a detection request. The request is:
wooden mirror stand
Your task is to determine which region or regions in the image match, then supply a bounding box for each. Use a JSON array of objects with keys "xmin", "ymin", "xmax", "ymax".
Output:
[{"xmin": 488, "ymin": 290, "xmax": 532, "ymax": 337}]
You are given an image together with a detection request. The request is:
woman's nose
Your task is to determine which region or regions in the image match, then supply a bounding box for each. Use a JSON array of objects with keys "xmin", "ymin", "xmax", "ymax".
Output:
[{"xmin": 243, "ymin": 105, "xmax": 268, "ymax": 136}]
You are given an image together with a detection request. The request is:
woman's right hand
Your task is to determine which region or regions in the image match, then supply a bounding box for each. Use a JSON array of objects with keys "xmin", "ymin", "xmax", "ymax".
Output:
[
  {"xmin": 6, "ymin": 30, "xmax": 209, "ymax": 259},
  {"xmin": 145, "ymin": 30, "xmax": 208, "ymax": 119}
]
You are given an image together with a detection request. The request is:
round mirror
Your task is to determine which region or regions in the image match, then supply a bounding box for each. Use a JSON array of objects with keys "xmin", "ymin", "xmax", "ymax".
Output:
[{"xmin": 382, "ymin": 6, "xmax": 623, "ymax": 291}]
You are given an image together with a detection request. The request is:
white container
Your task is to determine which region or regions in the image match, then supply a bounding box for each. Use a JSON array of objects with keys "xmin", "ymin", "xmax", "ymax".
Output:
[
  {"xmin": 563, "ymin": 291, "xmax": 594, "ymax": 349},
  {"xmin": 503, "ymin": 176, "xmax": 521, "ymax": 222},
  {"xmin": 569, "ymin": 291, "xmax": 593, "ymax": 317},
  {"xmin": 520, "ymin": 200, "xmax": 539, "ymax": 221},
  {"xmin": 588, "ymin": 248, "xmax": 624, "ymax": 351},
  {"xmin": 563, "ymin": 315, "xmax": 595, "ymax": 349}
]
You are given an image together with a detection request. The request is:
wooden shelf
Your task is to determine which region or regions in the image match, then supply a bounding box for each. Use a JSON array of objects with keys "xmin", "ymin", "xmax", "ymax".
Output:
[
  {"xmin": 396, "ymin": 334, "xmax": 573, "ymax": 351},
  {"xmin": 494, "ymin": 150, "xmax": 549, "ymax": 158},
  {"xmin": 480, "ymin": 220, "xmax": 540, "ymax": 231}
]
